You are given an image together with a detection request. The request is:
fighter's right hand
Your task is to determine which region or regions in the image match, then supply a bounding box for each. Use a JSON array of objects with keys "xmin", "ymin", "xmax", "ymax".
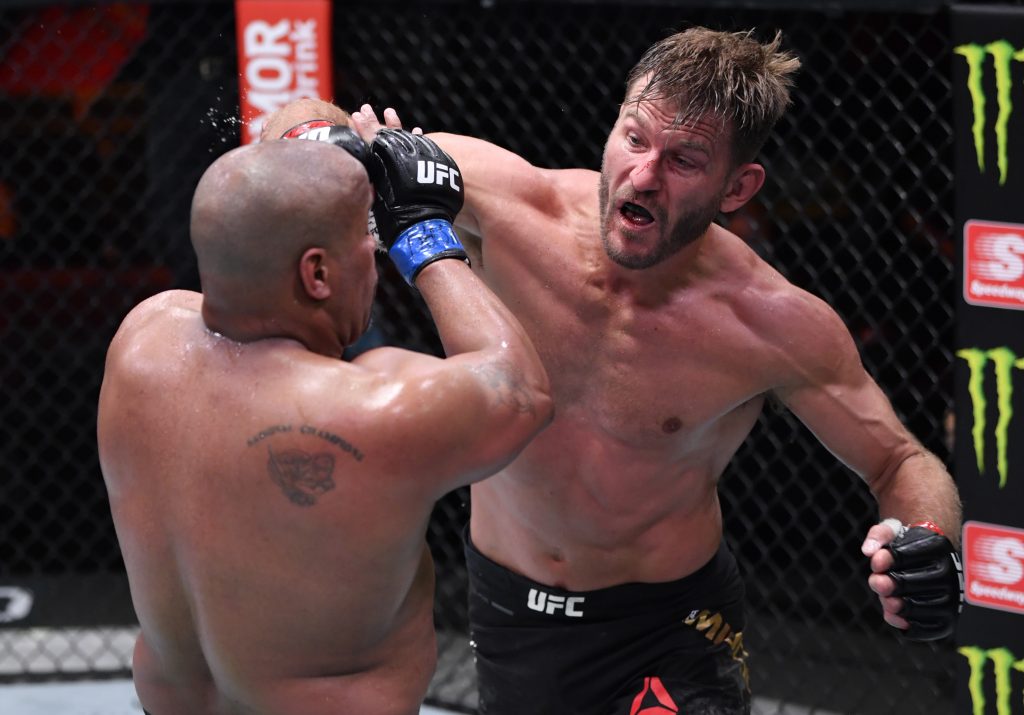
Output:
[{"xmin": 366, "ymin": 129, "xmax": 469, "ymax": 285}]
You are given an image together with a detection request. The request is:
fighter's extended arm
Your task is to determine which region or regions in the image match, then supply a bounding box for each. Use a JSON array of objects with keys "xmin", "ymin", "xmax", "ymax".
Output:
[
  {"xmin": 355, "ymin": 130, "xmax": 553, "ymax": 493},
  {"xmin": 770, "ymin": 288, "xmax": 962, "ymax": 640},
  {"xmin": 425, "ymin": 132, "xmax": 550, "ymax": 238},
  {"xmin": 349, "ymin": 105, "xmax": 555, "ymax": 246}
]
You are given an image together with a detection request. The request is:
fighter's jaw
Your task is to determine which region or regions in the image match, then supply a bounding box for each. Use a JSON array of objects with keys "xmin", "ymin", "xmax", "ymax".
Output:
[{"xmin": 601, "ymin": 219, "xmax": 664, "ymax": 269}]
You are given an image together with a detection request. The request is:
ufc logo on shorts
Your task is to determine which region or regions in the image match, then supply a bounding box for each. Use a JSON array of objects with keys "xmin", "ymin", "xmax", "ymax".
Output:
[
  {"xmin": 417, "ymin": 160, "xmax": 461, "ymax": 191},
  {"xmin": 527, "ymin": 588, "xmax": 584, "ymax": 617}
]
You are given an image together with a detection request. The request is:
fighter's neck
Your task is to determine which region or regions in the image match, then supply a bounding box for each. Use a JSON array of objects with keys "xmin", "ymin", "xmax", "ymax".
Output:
[{"xmin": 200, "ymin": 303, "xmax": 340, "ymax": 358}]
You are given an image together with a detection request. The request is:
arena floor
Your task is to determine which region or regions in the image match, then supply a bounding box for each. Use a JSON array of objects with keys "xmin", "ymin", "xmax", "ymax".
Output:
[
  {"xmin": 0, "ymin": 679, "xmax": 460, "ymax": 715},
  {"xmin": 0, "ymin": 678, "xmax": 846, "ymax": 715},
  {"xmin": 0, "ymin": 627, "xmax": 849, "ymax": 714}
]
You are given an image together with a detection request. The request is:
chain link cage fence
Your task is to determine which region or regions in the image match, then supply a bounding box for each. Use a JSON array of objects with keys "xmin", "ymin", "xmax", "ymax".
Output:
[{"xmin": 0, "ymin": 0, "xmax": 1000, "ymax": 711}]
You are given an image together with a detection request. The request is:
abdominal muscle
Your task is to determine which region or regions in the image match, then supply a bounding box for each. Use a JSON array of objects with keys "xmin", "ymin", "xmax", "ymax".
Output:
[{"xmin": 470, "ymin": 412, "xmax": 729, "ymax": 591}]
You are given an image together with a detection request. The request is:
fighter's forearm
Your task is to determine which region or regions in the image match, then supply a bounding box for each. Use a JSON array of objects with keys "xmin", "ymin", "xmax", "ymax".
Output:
[
  {"xmin": 870, "ymin": 449, "xmax": 963, "ymax": 547},
  {"xmin": 416, "ymin": 259, "xmax": 550, "ymax": 396}
]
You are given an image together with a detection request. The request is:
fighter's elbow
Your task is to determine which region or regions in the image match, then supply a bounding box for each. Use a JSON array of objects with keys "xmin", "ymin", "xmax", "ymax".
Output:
[
  {"xmin": 532, "ymin": 384, "xmax": 556, "ymax": 432},
  {"xmin": 508, "ymin": 369, "xmax": 555, "ymax": 436}
]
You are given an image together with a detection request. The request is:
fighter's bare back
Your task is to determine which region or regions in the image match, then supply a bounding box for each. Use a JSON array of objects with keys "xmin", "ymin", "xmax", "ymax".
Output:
[{"xmin": 101, "ymin": 291, "xmax": 440, "ymax": 714}]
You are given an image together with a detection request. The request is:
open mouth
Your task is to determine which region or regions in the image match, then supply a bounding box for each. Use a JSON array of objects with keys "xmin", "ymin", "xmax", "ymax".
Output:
[{"xmin": 620, "ymin": 201, "xmax": 654, "ymax": 227}]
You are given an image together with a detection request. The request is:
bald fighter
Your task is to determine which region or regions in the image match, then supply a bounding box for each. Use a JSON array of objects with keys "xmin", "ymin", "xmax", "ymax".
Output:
[
  {"xmin": 352, "ymin": 26, "xmax": 963, "ymax": 714},
  {"xmin": 97, "ymin": 133, "xmax": 552, "ymax": 715}
]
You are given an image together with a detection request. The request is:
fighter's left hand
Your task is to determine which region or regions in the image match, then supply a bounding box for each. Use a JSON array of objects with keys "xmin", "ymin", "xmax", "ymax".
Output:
[
  {"xmin": 862, "ymin": 519, "xmax": 963, "ymax": 641},
  {"xmin": 351, "ymin": 104, "xmax": 422, "ymax": 142}
]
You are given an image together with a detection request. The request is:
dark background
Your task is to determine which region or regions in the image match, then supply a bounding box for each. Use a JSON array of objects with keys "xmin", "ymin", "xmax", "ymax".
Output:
[{"xmin": 3, "ymin": 0, "xmax": 1014, "ymax": 712}]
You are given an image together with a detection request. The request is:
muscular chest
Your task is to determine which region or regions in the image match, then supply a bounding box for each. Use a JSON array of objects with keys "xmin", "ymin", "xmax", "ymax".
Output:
[{"xmin": 508, "ymin": 274, "xmax": 767, "ymax": 446}]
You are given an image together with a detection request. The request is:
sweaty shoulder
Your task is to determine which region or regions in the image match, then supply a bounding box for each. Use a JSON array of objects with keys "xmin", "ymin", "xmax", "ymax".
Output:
[
  {"xmin": 110, "ymin": 290, "xmax": 201, "ymax": 350},
  {"xmin": 720, "ymin": 230, "xmax": 857, "ymax": 387}
]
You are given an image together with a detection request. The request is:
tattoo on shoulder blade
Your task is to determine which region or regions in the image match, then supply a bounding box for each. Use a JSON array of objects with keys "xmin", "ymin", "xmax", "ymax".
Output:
[
  {"xmin": 476, "ymin": 361, "xmax": 536, "ymax": 415},
  {"xmin": 266, "ymin": 446, "xmax": 336, "ymax": 507},
  {"xmin": 299, "ymin": 424, "xmax": 365, "ymax": 461},
  {"xmin": 246, "ymin": 424, "xmax": 292, "ymax": 446},
  {"xmin": 246, "ymin": 423, "xmax": 364, "ymax": 505}
]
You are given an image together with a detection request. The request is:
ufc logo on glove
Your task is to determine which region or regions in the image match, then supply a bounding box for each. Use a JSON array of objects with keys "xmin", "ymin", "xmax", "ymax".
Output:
[{"xmin": 417, "ymin": 160, "xmax": 461, "ymax": 190}]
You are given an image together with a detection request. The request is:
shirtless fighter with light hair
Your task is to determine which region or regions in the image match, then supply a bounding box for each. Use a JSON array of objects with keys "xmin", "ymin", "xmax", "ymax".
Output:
[
  {"xmin": 98, "ymin": 129, "xmax": 552, "ymax": 714},
  {"xmin": 351, "ymin": 25, "xmax": 964, "ymax": 714}
]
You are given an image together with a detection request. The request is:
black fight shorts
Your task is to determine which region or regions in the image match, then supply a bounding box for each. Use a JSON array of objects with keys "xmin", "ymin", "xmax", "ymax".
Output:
[{"xmin": 466, "ymin": 535, "xmax": 750, "ymax": 715}]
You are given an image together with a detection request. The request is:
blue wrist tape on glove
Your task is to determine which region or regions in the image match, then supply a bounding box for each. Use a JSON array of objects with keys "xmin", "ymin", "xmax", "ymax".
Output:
[{"xmin": 388, "ymin": 219, "xmax": 469, "ymax": 285}]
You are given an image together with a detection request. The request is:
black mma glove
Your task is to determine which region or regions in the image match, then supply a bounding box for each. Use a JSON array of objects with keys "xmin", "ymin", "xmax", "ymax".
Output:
[
  {"xmin": 365, "ymin": 128, "xmax": 469, "ymax": 284},
  {"xmin": 280, "ymin": 120, "xmax": 369, "ymax": 165},
  {"xmin": 884, "ymin": 522, "xmax": 964, "ymax": 641}
]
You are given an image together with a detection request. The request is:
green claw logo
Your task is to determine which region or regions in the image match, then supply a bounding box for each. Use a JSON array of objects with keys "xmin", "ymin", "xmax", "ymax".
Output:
[
  {"xmin": 958, "ymin": 646, "xmax": 1024, "ymax": 715},
  {"xmin": 957, "ymin": 347, "xmax": 1024, "ymax": 488},
  {"xmin": 955, "ymin": 41, "xmax": 1024, "ymax": 185}
]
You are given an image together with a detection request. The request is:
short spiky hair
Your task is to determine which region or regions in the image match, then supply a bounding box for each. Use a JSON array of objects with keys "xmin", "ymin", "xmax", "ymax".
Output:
[{"xmin": 625, "ymin": 27, "xmax": 801, "ymax": 165}]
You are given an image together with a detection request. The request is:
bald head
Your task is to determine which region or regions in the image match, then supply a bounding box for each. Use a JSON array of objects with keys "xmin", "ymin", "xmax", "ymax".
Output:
[
  {"xmin": 260, "ymin": 98, "xmax": 352, "ymax": 141},
  {"xmin": 190, "ymin": 139, "xmax": 371, "ymax": 305}
]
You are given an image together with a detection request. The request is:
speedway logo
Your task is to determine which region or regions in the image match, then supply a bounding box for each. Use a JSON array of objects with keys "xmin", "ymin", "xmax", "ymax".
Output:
[
  {"xmin": 964, "ymin": 521, "xmax": 1024, "ymax": 615},
  {"xmin": 964, "ymin": 220, "xmax": 1024, "ymax": 310},
  {"xmin": 955, "ymin": 40, "xmax": 1024, "ymax": 185},
  {"xmin": 957, "ymin": 346, "xmax": 1024, "ymax": 488},
  {"xmin": 958, "ymin": 644, "xmax": 1024, "ymax": 715}
]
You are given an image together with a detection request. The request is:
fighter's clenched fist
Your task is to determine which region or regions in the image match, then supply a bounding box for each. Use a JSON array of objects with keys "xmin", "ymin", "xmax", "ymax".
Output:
[
  {"xmin": 864, "ymin": 519, "xmax": 964, "ymax": 641},
  {"xmin": 366, "ymin": 129, "xmax": 469, "ymax": 284}
]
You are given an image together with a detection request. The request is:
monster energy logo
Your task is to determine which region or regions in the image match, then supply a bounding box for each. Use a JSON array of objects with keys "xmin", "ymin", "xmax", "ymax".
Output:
[
  {"xmin": 958, "ymin": 646, "xmax": 1024, "ymax": 715},
  {"xmin": 955, "ymin": 40, "xmax": 1024, "ymax": 185},
  {"xmin": 958, "ymin": 347, "xmax": 1024, "ymax": 488}
]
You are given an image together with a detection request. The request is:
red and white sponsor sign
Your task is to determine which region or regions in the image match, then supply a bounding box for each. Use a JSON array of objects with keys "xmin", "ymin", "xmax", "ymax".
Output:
[
  {"xmin": 235, "ymin": 0, "xmax": 332, "ymax": 145},
  {"xmin": 963, "ymin": 520, "xmax": 1024, "ymax": 615},
  {"xmin": 963, "ymin": 219, "xmax": 1024, "ymax": 310}
]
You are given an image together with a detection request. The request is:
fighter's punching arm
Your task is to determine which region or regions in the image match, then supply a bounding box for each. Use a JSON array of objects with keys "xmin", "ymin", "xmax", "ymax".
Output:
[
  {"xmin": 426, "ymin": 132, "xmax": 557, "ymax": 238},
  {"xmin": 351, "ymin": 106, "xmax": 561, "ymax": 246},
  {"xmin": 769, "ymin": 288, "xmax": 962, "ymax": 641},
  {"xmin": 354, "ymin": 130, "xmax": 553, "ymax": 494}
]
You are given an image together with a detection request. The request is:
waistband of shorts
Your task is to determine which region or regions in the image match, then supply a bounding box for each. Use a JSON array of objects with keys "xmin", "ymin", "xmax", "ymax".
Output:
[{"xmin": 464, "ymin": 527, "xmax": 742, "ymax": 622}]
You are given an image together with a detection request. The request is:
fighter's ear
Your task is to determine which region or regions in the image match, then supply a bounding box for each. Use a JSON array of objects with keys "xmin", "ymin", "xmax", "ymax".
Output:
[
  {"xmin": 719, "ymin": 162, "xmax": 766, "ymax": 214},
  {"xmin": 299, "ymin": 247, "xmax": 331, "ymax": 300}
]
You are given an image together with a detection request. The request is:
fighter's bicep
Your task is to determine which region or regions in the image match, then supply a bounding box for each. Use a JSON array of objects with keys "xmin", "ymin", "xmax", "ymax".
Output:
[
  {"xmin": 399, "ymin": 356, "xmax": 543, "ymax": 477},
  {"xmin": 429, "ymin": 132, "xmax": 549, "ymax": 240},
  {"xmin": 777, "ymin": 344, "xmax": 913, "ymax": 481},
  {"xmin": 770, "ymin": 297, "xmax": 911, "ymax": 478},
  {"xmin": 353, "ymin": 353, "xmax": 544, "ymax": 491}
]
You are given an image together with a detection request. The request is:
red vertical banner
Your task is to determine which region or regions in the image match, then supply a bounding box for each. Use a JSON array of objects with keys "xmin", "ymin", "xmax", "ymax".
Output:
[{"xmin": 235, "ymin": 0, "xmax": 333, "ymax": 144}]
